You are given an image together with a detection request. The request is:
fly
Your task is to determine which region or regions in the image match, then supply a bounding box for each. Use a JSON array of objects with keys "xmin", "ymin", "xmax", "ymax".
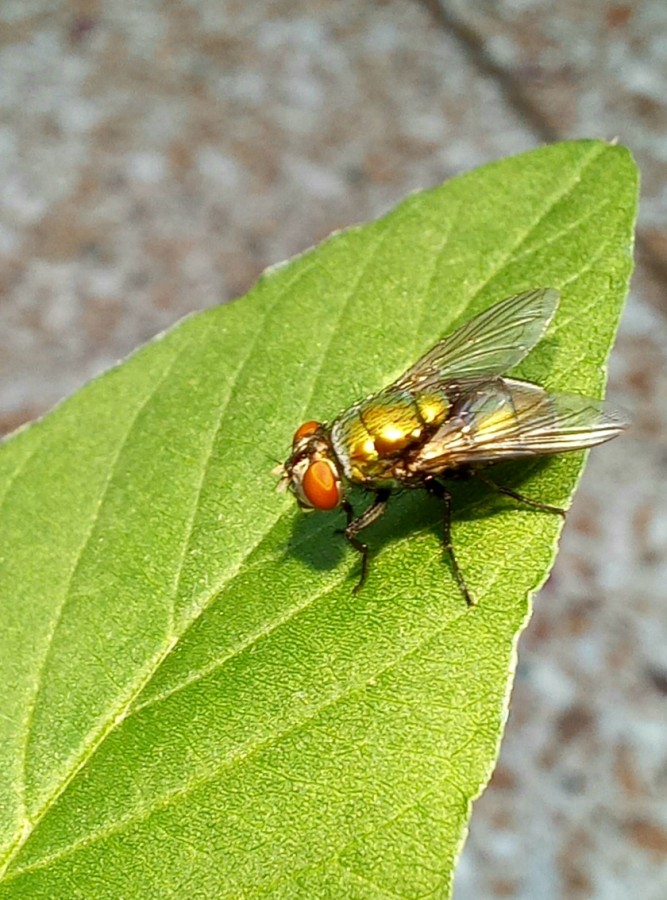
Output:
[{"xmin": 276, "ymin": 288, "xmax": 626, "ymax": 604}]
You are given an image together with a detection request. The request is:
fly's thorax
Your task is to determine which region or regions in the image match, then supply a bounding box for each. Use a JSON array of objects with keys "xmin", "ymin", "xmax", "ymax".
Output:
[
  {"xmin": 331, "ymin": 389, "xmax": 450, "ymax": 484},
  {"xmin": 415, "ymin": 390, "xmax": 451, "ymax": 428}
]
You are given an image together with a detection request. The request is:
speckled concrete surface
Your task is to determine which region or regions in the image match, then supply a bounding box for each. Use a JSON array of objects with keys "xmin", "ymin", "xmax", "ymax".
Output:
[{"xmin": 1, "ymin": 2, "xmax": 665, "ymax": 897}]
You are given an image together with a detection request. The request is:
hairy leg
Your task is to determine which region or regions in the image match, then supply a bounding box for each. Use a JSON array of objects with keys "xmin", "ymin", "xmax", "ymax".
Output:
[
  {"xmin": 474, "ymin": 471, "xmax": 566, "ymax": 517},
  {"xmin": 340, "ymin": 489, "xmax": 391, "ymax": 592},
  {"xmin": 423, "ymin": 478, "xmax": 475, "ymax": 606}
]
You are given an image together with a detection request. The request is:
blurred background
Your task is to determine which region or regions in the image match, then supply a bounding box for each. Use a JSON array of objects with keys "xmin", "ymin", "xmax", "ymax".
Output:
[{"xmin": 1, "ymin": 1, "xmax": 665, "ymax": 897}]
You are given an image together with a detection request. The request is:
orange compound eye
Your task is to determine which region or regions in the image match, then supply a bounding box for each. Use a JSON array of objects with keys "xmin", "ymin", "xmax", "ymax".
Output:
[
  {"xmin": 302, "ymin": 460, "xmax": 341, "ymax": 510},
  {"xmin": 293, "ymin": 420, "xmax": 321, "ymax": 446}
]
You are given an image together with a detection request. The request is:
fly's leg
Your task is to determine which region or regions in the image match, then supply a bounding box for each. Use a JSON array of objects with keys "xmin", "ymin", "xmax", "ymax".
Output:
[
  {"xmin": 424, "ymin": 478, "xmax": 475, "ymax": 607},
  {"xmin": 474, "ymin": 471, "xmax": 566, "ymax": 517},
  {"xmin": 339, "ymin": 489, "xmax": 391, "ymax": 593}
]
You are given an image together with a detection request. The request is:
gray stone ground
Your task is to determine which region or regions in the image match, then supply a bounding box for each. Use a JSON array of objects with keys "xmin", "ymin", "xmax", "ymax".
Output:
[{"xmin": 1, "ymin": 2, "xmax": 665, "ymax": 897}]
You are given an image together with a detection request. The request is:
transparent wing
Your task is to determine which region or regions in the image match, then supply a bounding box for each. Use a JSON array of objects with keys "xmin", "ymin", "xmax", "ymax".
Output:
[
  {"xmin": 395, "ymin": 288, "xmax": 559, "ymax": 390},
  {"xmin": 413, "ymin": 377, "xmax": 627, "ymax": 471}
]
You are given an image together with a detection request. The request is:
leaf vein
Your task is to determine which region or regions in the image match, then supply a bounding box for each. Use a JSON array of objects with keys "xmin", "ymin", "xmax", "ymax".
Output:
[{"xmin": 16, "ymin": 338, "xmax": 197, "ymax": 829}]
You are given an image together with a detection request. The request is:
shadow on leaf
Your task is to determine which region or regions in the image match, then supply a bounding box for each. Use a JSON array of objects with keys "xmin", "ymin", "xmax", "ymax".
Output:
[{"xmin": 285, "ymin": 457, "xmax": 560, "ymax": 585}]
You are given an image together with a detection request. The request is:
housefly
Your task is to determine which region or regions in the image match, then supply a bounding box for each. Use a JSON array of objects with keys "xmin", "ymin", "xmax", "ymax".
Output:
[{"xmin": 276, "ymin": 288, "xmax": 626, "ymax": 604}]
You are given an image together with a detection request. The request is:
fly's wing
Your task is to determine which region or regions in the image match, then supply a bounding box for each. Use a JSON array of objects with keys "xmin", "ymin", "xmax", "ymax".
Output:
[
  {"xmin": 394, "ymin": 288, "xmax": 559, "ymax": 391},
  {"xmin": 413, "ymin": 377, "xmax": 627, "ymax": 471}
]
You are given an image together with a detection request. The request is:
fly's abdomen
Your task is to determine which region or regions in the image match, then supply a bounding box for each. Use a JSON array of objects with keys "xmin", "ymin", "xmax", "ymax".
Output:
[{"xmin": 331, "ymin": 388, "xmax": 450, "ymax": 484}]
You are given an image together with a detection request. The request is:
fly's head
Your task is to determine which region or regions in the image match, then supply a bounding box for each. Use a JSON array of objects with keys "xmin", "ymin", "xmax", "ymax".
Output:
[{"xmin": 275, "ymin": 420, "xmax": 344, "ymax": 512}]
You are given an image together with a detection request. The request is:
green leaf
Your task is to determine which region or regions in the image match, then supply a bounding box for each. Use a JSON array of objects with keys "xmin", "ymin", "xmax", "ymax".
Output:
[{"xmin": 0, "ymin": 141, "xmax": 637, "ymax": 898}]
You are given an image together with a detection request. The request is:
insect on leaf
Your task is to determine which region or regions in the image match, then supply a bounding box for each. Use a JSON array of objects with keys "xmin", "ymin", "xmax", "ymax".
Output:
[{"xmin": 0, "ymin": 141, "xmax": 637, "ymax": 898}]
